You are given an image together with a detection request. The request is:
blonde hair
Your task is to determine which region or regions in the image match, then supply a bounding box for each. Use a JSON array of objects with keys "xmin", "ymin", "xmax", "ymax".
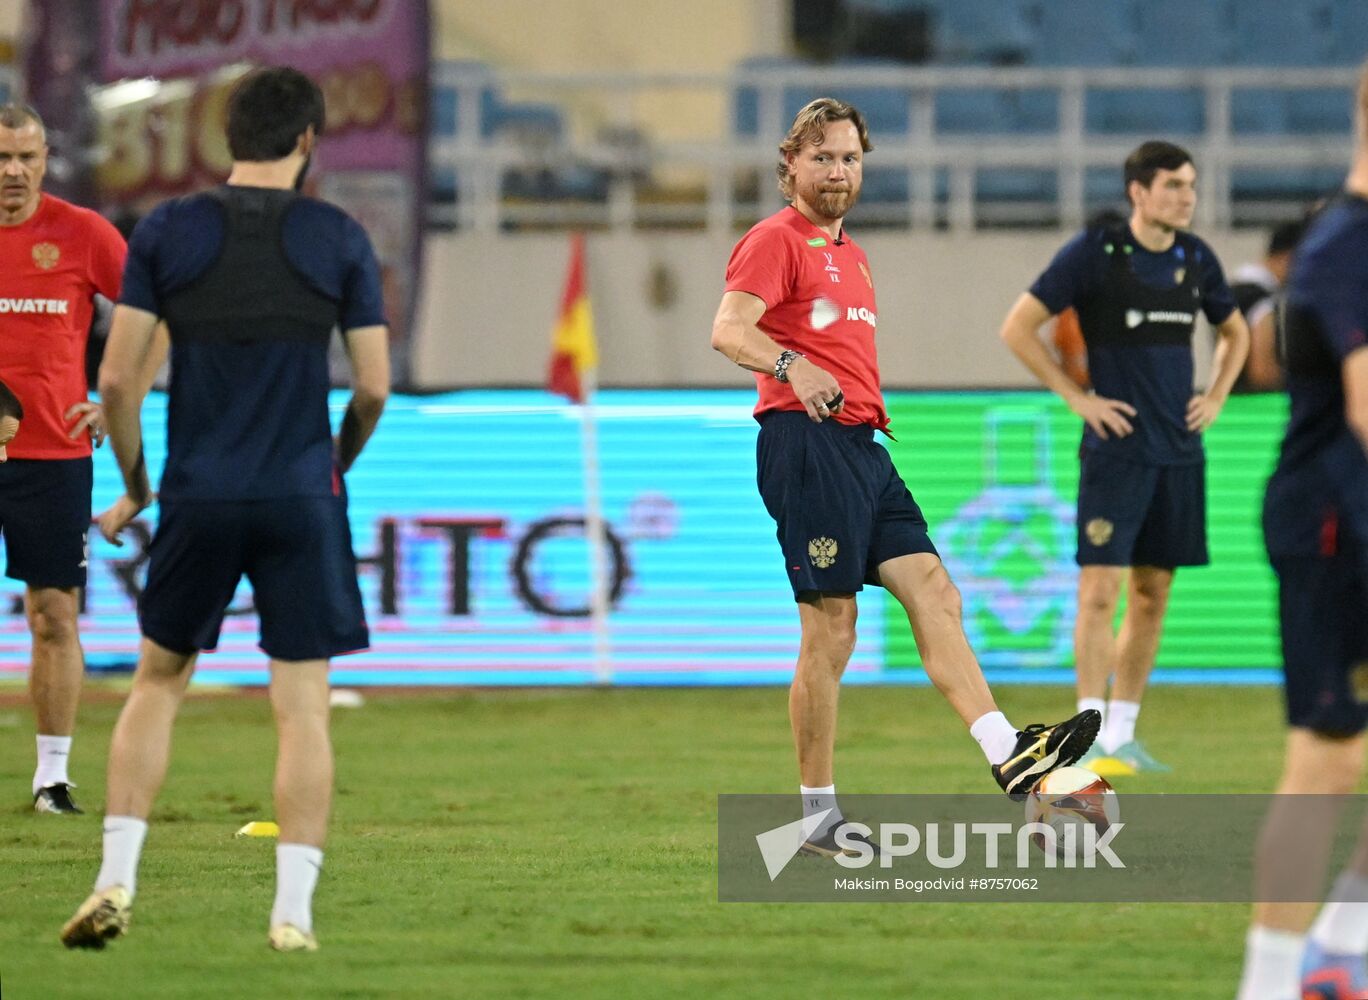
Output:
[{"xmin": 776, "ymin": 98, "xmax": 872, "ymax": 200}]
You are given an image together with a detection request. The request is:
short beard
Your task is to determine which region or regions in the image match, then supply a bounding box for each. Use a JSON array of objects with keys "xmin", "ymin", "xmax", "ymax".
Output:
[{"xmin": 804, "ymin": 184, "xmax": 858, "ymax": 221}]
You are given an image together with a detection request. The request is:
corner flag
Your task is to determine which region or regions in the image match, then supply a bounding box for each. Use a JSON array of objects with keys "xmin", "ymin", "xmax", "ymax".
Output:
[{"xmin": 547, "ymin": 233, "xmax": 598, "ymax": 403}]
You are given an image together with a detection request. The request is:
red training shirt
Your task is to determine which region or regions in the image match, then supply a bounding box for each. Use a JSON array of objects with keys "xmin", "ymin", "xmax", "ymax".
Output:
[
  {"xmin": 0, "ymin": 194, "xmax": 126, "ymax": 459},
  {"xmin": 724, "ymin": 205, "xmax": 887, "ymax": 430}
]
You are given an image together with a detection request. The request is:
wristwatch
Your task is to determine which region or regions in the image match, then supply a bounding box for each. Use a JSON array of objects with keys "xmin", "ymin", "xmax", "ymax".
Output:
[{"xmin": 774, "ymin": 349, "xmax": 803, "ymax": 382}]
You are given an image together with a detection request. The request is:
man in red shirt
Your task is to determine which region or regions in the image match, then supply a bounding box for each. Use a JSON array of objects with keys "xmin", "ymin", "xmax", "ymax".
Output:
[
  {"xmin": 0, "ymin": 104, "xmax": 127, "ymax": 814},
  {"xmin": 710, "ymin": 98, "xmax": 1099, "ymax": 848}
]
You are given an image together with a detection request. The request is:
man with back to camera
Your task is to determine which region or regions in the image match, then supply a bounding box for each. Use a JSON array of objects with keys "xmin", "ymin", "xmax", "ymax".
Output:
[
  {"xmin": 1235, "ymin": 62, "xmax": 1368, "ymax": 1000},
  {"xmin": 60, "ymin": 66, "xmax": 389, "ymax": 953},
  {"xmin": 711, "ymin": 97, "xmax": 1099, "ymax": 854},
  {"xmin": 0, "ymin": 103, "xmax": 129, "ymax": 815},
  {"xmin": 1000, "ymin": 140, "xmax": 1250, "ymax": 775}
]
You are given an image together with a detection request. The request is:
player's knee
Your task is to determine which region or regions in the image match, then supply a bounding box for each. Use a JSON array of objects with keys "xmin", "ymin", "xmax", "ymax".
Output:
[
  {"xmin": 26, "ymin": 602, "xmax": 77, "ymax": 646},
  {"xmin": 800, "ymin": 614, "xmax": 858, "ymax": 669},
  {"xmin": 1077, "ymin": 578, "xmax": 1121, "ymax": 617},
  {"xmin": 1129, "ymin": 579, "xmax": 1171, "ymax": 618}
]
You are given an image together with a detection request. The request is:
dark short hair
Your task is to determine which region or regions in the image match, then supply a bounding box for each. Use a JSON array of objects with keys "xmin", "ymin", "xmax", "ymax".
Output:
[
  {"xmin": 1123, "ymin": 141, "xmax": 1194, "ymax": 202},
  {"xmin": 226, "ymin": 67, "xmax": 325, "ymax": 161},
  {"xmin": 1267, "ymin": 219, "xmax": 1307, "ymax": 256},
  {"xmin": 0, "ymin": 379, "xmax": 23, "ymax": 422}
]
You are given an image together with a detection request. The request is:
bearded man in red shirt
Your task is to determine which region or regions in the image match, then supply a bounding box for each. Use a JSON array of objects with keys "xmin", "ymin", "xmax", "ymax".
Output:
[
  {"xmin": 0, "ymin": 104, "xmax": 128, "ymax": 814},
  {"xmin": 710, "ymin": 99, "xmax": 1099, "ymax": 852}
]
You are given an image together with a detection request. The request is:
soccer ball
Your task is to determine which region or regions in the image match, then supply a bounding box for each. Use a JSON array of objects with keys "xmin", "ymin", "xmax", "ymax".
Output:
[{"xmin": 1024, "ymin": 766, "xmax": 1119, "ymax": 859}]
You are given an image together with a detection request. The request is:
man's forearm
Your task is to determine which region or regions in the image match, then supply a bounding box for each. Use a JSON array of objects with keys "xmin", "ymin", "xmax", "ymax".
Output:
[
  {"xmin": 105, "ymin": 393, "xmax": 151, "ymax": 504},
  {"xmin": 336, "ymin": 396, "xmax": 385, "ymax": 473},
  {"xmin": 1003, "ymin": 323, "xmax": 1088, "ymax": 407},
  {"xmin": 712, "ymin": 316, "xmax": 789, "ymax": 375},
  {"xmin": 1206, "ymin": 323, "xmax": 1251, "ymax": 401}
]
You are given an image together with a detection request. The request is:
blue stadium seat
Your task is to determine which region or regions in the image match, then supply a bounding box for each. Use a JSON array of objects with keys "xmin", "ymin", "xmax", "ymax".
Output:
[
  {"xmin": 1231, "ymin": 89, "xmax": 1290, "ymax": 135},
  {"xmin": 1084, "ymin": 166, "xmax": 1126, "ymax": 205},
  {"xmin": 1086, "ymin": 89, "xmax": 1205, "ymax": 135},
  {"xmin": 859, "ymin": 167, "xmax": 911, "ymax": 203},
  {"xmin": 923, "ymin": 0, "xmax": 1035, "ymax": 64},
  {"xmin": 1231, "ymin": 166, "xmax": 1346, "ymax": 200},
  {"xmin": 935, "ymin": 88, "xmax": 1056, "ymax": 133},
  {"xmin": 977, "ymin": 168, "xmax": 1056, "ymax": 202},
  {"xmin": 1285, "ymin": 89, "xmax": 1353, "ymax": 135},
  {"xmin": 1326, "ymin": 0, "xmax": 1368, "ymax": 64},
  {"xmin": 487, "ymin": 103, "xmax": 565, "ymax": 143},
  {"xmin": 733, "ymin": 56, "xmax": 810, "ymax": 137},
  {"xmin": 1028, "ymin": 0, "xmax": 1135, "ymax": 66},
  {"xmin": 1132, "ymin": 0, "xmax": 1227, "ymax": 66},
  {"xmin": 431, "ymin": 61, "xmax": 502, "ymax": 138},
  {"xmin": 735, "ymin": 59, "xmax": 914, "ymax": 139},
  {"xmin": 1227, "ymin": 2, "xmax": 1328, "ymax": 66}
]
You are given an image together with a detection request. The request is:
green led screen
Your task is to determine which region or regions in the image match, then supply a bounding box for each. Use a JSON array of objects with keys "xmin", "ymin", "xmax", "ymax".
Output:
[{"xmin": 881, "ymin": 393, "xmax": 1290, "ymax": 672}]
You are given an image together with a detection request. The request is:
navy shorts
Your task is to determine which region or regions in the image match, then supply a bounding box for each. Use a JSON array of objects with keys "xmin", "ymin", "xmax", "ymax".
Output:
[
  {"xmin": 140, "ymin": 496, "xmax": 369, "ymax": 661},
  {"xmin": 756, "ymin": 411, "xmax": 938, "ymax": 599},
  {"xmin": 0, "ymin": 457, "xmax": 92, "ymax": 589},
  {"xmin": 1076, "ymin": 450, "xmax": 1208, "ymax": 568},
  {"xmin": 1272, "ymin": 551, "xmax": 1368, "ymax": 735}
]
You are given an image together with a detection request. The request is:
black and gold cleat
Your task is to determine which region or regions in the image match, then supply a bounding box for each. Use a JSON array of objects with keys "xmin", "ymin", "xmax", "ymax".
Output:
[{"xmin": 991, "ymin": 710, "xmax": 1102, "ymax": 799}]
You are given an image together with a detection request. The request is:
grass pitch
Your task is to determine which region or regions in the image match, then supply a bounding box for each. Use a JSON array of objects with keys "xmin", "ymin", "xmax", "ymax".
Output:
[{"xmin": 0, "ymin": 683, "xmax": 1286, "ymax": 999}]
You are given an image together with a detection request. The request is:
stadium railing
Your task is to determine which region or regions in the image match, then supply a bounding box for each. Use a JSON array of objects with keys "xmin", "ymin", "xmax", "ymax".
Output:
[{"xmin": 428, "ymin": 63, "xmax": 1359, "ymax": 233}]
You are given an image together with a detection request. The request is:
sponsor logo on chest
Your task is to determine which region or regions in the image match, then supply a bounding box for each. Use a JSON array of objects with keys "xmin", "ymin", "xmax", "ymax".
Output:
[
  {"xmin": 1124, "ymin": 308, "xmax": 1194, "ymax": 329},
  {"xmin": 0, "ymin": 297, "xmax": 71, "ymax": 314}
]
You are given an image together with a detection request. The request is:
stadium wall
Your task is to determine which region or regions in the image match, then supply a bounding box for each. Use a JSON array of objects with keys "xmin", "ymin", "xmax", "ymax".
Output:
[
  {"xmin": 412, "ymin": 230, "xmax": 1268, "ymax": 389},
  {"xmin": 0, "ymin": 390, "xmax": 1284, "ymax": 686}
]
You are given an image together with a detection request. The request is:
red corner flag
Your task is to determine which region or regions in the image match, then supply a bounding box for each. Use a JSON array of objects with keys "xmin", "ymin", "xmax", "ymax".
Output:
[{"xmin": 547, "ymin": 233, "xmax": 598, "ymax": 403}]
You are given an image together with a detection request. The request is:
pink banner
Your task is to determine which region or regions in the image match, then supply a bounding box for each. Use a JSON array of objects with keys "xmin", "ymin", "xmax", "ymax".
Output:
[{"xmin": 27, "ymin": 0, "xmax": 429, "ymax": 377}]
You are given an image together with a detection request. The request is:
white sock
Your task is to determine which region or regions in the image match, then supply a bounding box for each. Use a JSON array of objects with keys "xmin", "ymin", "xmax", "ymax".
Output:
[
  {"xmin": 271, "ymin": 843, "xmax": 324, "ymax": 933},
  {"xmin": 1102, "ymin": 700, "xmax": 1140, "ymax": 754},
  {"xmin": 800, "ymin": 785, "xmax": 841, "ymax": 836},
  {"xmin": 95, "ymin": 816, "xmax": 149, "ymax": 899},
  {"xmin": 33, "ymin": 734, "xmax": 72, "ymax": 794},
  {"xmin": 970, "ymin": 711, "xmax": 1019, "ymax": 766},
  {"xmin": 1077, "ymin": 697, "xmax": 1106, "ymax": 727},
  {"xmin": 1311, "ymin": 871, "xmax": 1368, "ymax": 954},
  {"xmin": 1236, "ymin": 925, "xmax": 1305, "ymax": 1000}
]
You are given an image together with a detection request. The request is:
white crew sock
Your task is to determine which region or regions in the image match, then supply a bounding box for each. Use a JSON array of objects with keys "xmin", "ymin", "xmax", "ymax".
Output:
[
  {"xmin": 1236, "ymin": 925, "xmax": 1305, "ymax": 1000},
  {"xmin": 271, "ymin": 843, "xmax": 324, "ymax": 933},
  {"xmin": 95, "ymin": 816, "xmax": 149, "ymax": 898},
  {"xmin": 1077, "ymin": 697, "xmax": 1106, "ymax": 729},
  {"xmin": 800, "ymin": 785, "xmax": 841, "ymax": 837},
  {"xmin": 1101, "ymin": 700, "xmax": 1141, "ymax": 753},
  {"xmin": 1311, "ymin": 871, "xmax": 1368, "ymax": 954},
  {"xmin": 970, "ymin": 711, "xmax": 1019, "ymax": 766},
  {"xmin": 33, "ymin": 734, "xmax": 72, "ymax": 794}
]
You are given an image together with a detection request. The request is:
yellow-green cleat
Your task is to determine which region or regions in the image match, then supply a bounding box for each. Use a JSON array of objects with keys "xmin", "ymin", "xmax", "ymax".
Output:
[
  {"xmin": 1076, "ymin": 744, "xmax": 1137, "ymax": 777},
  {"xmin": 60, "ymin": 886, "xmax": 131, "ymax": 950},
  {"xmin": 1108, "ymin": 739, "xmax": 1171, "ymax": 774},
  {"xmin": 269, "ymin": 924, "xmax": 319, "ymax": 953}
]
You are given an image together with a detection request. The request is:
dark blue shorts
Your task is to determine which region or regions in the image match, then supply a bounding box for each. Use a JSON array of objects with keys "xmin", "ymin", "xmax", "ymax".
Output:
[
  {"xmin": 0, "ymin": 457, "xmax": 92, "ymax": 589},
  {"xmin": 140, "ymin": 496, "xmax": 369, "ymax": 661},
  {"xmin": 1076, "ymin": 450, "xmax": 1208, "ymax": 568},
  {"xmin": 756, "ymin": 411, "xmax": 938, "ymax": 600},
  {"xmin": 1272, "ymin": 551, "xmax": 1368, "ymax": 735}
]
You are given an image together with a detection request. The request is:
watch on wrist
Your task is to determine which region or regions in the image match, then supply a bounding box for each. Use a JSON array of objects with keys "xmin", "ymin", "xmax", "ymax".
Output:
[{"xmin": 774, "ymin": 349, "xmax": 803, "ymax": 383}]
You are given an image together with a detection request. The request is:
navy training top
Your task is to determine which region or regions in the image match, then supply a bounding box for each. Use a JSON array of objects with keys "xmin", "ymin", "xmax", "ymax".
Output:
[
  {"xmin": 1029, "ymin": 225, "xmax": 1237, "ymax": 465},
  {"xmin": 119, "ymin": 185, "xmax": 385, "ymax": 501},
  {"xmin": 1264, "ymin": 194, "xmax": 1368, "ymax": 559}
]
